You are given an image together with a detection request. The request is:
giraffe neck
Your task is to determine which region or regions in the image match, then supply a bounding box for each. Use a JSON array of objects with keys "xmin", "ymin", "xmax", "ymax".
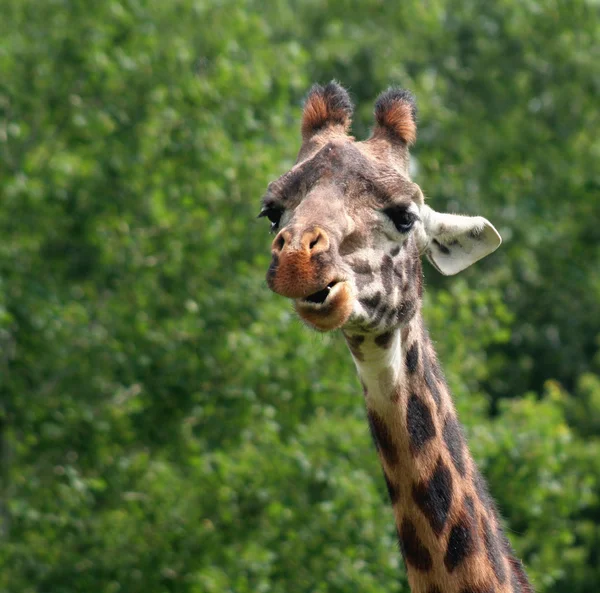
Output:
[{"xmin": 344, "ymin": 315, "xmax": 533, "ymax": 593}]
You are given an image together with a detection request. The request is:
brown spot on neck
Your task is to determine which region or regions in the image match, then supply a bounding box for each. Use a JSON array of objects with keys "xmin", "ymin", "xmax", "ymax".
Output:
[
  {"xmin": 344, "ymin": 333, "xmax": 365, "ymax": 361},
  {"xmin": 412, "ymin": 457, "xmax": 453, "ymax": 535},
  {"xmin": 374, "ymin": 330, "xmax": 395, "ymax": 349},
  {"xmin": 444, "ymin": 512, "xmax": 477, "ymax": 572},
  {"xmin": 399, "ymin": 518, "xmax": 433, "ymax": 572},
  {"xmin": 367, "ymin": 409, "xmax": 398, "ymax": 467}
]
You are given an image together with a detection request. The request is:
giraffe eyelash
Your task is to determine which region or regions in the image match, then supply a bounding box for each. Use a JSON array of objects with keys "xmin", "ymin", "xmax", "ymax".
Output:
[{"xmin": 258, "ymin": 205, "xmax": 284, "ymax": 231}]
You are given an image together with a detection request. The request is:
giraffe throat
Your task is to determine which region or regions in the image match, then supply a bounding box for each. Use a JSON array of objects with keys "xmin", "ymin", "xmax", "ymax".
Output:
[{"xmin": 343, "ymin": 317, "xmax": 533, "ymax": 593}]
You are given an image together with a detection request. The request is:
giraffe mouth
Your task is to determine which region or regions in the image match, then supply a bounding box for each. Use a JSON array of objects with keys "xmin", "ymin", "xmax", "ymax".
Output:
[
  {"xmin": 294, "ymin": 280, "xmax": 354, "ymax": 331},
  {"xmin": 302, "ymin": 281, "xmax": 340, "ymax": 305}
]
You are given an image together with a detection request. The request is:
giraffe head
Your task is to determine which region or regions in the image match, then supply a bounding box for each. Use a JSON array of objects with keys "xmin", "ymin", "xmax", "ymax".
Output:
[{"xmin": 260, "ymin": 82, "xmax": 501, "ymax": 333}]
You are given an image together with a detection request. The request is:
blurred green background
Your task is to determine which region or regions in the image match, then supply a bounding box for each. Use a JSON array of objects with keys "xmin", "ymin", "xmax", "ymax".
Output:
[{"xmin": 1, "ymin": 0, "xmax": 599, "ymax": 591}]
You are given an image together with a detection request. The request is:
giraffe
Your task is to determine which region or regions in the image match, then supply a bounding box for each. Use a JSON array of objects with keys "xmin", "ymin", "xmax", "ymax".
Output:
[{"xmin": 259, "ymin": 81, "xmax": 534, "ymax": 593}]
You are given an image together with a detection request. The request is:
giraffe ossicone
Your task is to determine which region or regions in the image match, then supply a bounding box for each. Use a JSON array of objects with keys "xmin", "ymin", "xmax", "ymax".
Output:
[{"xmin": 260, "ymin": 81, "xmax": 533, "ymax": 593}]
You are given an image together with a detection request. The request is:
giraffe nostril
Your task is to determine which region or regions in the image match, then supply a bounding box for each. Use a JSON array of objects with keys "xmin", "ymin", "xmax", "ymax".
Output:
[
  {"xmin": 274, "ymin": 233, "xmax": 285, "ymax": 253},
  {"xmin": 305, "ymin": 228, "xmax": 329, "ymax": 254}
]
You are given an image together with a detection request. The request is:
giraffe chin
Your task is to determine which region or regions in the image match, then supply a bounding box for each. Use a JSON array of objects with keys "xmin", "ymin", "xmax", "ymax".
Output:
[{"xmin": 294, "ymin": 281, "xmax": 354, "ymax": 332}]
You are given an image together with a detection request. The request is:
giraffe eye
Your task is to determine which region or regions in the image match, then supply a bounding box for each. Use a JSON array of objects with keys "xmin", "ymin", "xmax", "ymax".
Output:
[
  {"xmin": 382, "ymin": 205, "xmax": 418, "ymax": 233},
  {"xmin": 258, "ymin": 206, "xmax": 284, "ymax": 232}
]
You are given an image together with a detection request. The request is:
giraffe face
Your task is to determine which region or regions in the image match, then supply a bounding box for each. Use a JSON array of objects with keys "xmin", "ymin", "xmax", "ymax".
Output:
[
  {"xmin": 261, "ymin": 138, "xmax": 424, "ymax": 333},
  {"xmin": 260, "ymin": 83, "xmax": 502, "ymax": 333}
]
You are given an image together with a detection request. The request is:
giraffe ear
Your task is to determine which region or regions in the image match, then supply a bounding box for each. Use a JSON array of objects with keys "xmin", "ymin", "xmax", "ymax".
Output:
[
  {"xmin": 418, "ymin": 205, "xmax": 502, "ymax": 275},
  {"xmin": 301, "ymin": 81, "xmax": 353, "ymax": 141}
]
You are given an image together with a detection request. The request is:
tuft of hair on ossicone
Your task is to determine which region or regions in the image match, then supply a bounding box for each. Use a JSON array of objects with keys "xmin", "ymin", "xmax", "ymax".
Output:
[
  {"xmin": 373, "ymin": 88, "xmax": 417, "ymax": 145},
  {"xmin": 301, "ymin": 81, "xmax": 354, "ymax": 140}
]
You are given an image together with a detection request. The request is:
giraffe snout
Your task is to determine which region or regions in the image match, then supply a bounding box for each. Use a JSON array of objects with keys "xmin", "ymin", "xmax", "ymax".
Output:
[
  {"xmin": 271, "ymin": 226, "xmax": 330, "ymax": 257},
  {"xmin": 267, "ymin": 226, "xmax": 336, "ymax": 299}
]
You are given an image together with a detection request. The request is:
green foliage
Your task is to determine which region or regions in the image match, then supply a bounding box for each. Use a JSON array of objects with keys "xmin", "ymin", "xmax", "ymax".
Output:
[{"xmin": 1, "ymin": 0, "xmax": 599, "ymax": 591}]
